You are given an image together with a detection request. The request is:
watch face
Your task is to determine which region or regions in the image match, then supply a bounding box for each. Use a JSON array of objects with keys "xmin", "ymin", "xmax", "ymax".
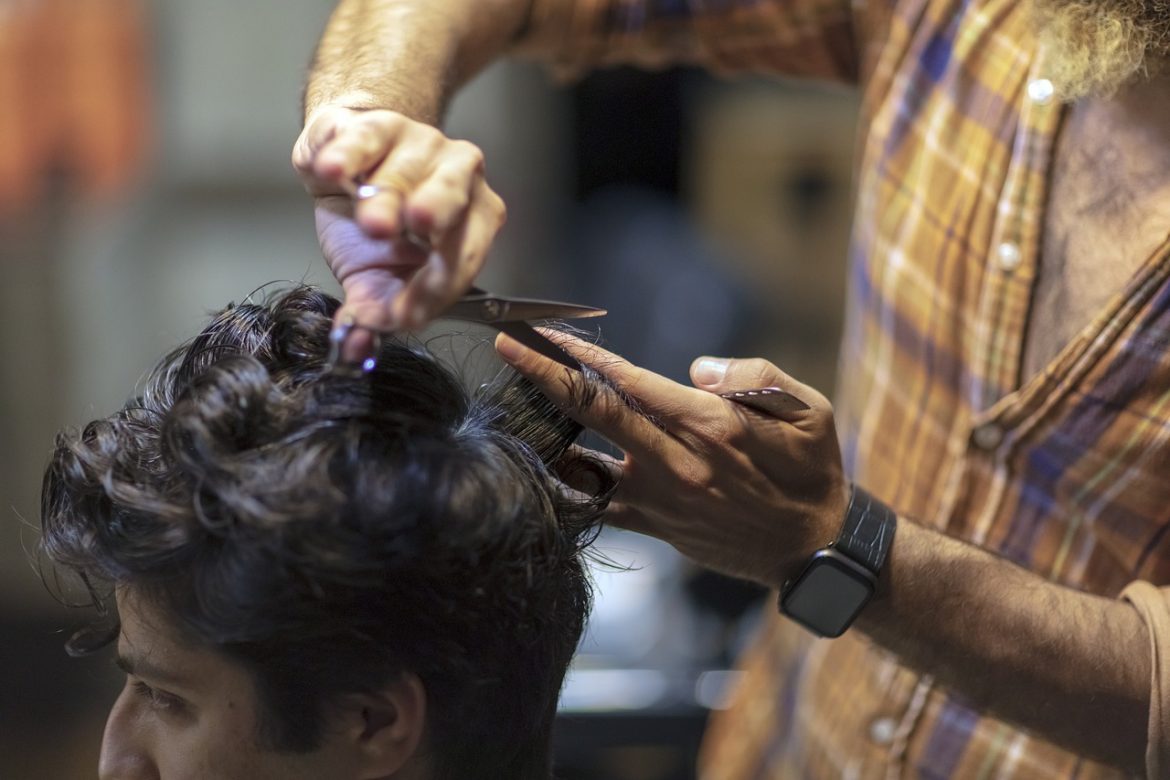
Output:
[{"xmin": 781, "ymin": 551, "xmax": 875, "ymax": 638}]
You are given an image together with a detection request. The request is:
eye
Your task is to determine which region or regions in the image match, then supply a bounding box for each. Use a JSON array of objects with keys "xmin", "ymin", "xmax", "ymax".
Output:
[{"xmin": 131, "ymin": 680, "xmax": 186, "ymax": 714}]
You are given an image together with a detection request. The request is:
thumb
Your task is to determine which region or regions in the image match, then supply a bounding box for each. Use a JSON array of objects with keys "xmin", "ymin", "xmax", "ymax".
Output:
[
  {"xmin": 337, "ymin": 270, "xmax": 410, "ymax": 332},
  {"xmin": 330, "ymin": 279, "xmax": 408, "ymax": 366},
  {"xmin": 689, "ymin": 356, "xmax": 820, "ymax": 416},
  {"xmin": 690, "ymin": 356, "xmax": 792, "ymax": 392}
]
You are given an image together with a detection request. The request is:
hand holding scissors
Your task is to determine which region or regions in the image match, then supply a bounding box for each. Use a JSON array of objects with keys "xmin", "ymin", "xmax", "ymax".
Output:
[{"xmin": 293, "ymin": 106, "xmax": 507, "ymax": 332}]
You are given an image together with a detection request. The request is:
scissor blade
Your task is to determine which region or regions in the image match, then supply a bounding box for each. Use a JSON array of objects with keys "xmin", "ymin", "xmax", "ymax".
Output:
[
  {"xmin": 494, "ymin": 321, "xmax": 583, "ymax": 372},
  {"xmin": 499, "ymin": 298, "xmax": 607, "ymax": 321},
  {"xmin": 450, "ymin": 287, "xmax": 606, "ymax": 323}
]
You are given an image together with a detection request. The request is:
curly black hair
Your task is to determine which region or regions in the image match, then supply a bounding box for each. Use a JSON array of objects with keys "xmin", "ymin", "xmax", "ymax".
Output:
[{"xmin": 40, "ymin": 286, "xmax": 613, "ymax": 779}]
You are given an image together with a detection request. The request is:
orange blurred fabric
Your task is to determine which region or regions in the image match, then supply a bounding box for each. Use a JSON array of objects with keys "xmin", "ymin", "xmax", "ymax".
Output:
[{"xmin": 0, "ymin": 0, "xmax": 152, "ymax": 213}]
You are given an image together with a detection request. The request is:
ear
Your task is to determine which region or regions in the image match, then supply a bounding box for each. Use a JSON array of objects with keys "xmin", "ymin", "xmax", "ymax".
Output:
[{"xmin": 345, "ymin": 673, "xmax": 428, "ymax": 779}]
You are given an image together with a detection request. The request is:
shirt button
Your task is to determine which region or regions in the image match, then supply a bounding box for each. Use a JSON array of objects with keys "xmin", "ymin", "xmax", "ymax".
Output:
[
  {"xmin": 1028, "ymin": 78, "xmax": 1056, "ymax": 105},
  {"xmin": 996, "ymin": 242, "xmax": 1022, "ymax": 271},
  {"xmin": 973, "ymin": 423, "xmax": 1005, "ymax": 450},
  {"xmin": 869, "ymin": 716, "xmax": 897, "ymax": 745}
]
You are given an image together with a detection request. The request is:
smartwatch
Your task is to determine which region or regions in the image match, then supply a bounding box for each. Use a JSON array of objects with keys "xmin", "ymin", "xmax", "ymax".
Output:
[{"xmin": 779, "ymin": 485, "xmax": 896, "ymax": 638}]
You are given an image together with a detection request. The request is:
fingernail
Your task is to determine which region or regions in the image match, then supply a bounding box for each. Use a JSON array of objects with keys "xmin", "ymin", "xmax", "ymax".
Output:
[
  {"xmin": 496, "ymin": 334, "xmax": 529, "ymax": 364},
  {"xmin": 329, "ymin": 312, "xmax": 355, "ymax": 341},
  {"xmin": 693, "ymin": 358, "xmax": 729, "ymax": 386}
]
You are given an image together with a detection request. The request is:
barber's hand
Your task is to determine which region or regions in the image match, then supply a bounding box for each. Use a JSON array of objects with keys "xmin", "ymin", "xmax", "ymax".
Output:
[
  {"xmin": 496, "ymin": 332, "xmax": 851, "ymax": 589},
  {"xmin": 292, "ymin": 106, "xmax": 507, "ymax": 330}
]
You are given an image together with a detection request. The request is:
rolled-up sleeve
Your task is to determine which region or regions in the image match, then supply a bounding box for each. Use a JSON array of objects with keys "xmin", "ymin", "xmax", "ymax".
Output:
[
  {"xmin": 516, "ymin": 0, "xmax": 890, "ymax": 83},
  {"xmin": 1123, "ymin": 580, "xmax": 1170, "ymax": 779}
]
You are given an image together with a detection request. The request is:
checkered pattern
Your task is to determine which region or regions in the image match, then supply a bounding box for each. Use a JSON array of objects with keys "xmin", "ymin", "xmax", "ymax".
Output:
[{"xmin": 531, "ymin": 0, "xmax": 1170, "ymax": 776}]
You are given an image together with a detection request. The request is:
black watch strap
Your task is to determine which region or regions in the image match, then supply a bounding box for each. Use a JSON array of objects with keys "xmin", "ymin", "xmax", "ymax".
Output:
[{"xmin": 834, "ymin": 485, "xmax": 897, "ymax": 574}]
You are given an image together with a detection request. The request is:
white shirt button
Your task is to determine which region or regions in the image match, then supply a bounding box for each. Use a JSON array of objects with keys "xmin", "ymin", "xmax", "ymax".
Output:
[
  {"xmin": 1028, "ymin": 78, "xmax": 1056, "ymax": 105},
  {"xmin": 869, "ymin": 716, "xmax": 898, "ymax": 745},
  {"xmin": 973, "ymin": 423, "xmax": 1005, "ymax": 450},
  {"xmin": 997, "ymin": 242, "xmax": 1022, "ymax": 271}
]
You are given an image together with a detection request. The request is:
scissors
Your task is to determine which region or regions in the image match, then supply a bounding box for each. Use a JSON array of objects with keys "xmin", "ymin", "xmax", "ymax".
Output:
[
  {"xmin": 441, "ymin": 286, "xmax": 606, "ymax": 371},
  {"xmin": 328, "ymin": 286, "xmax": 606, "ymax": 373}
]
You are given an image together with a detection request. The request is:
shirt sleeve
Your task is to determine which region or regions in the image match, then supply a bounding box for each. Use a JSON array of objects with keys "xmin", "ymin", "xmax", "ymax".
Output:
[
  {"xmin": 515, "ymin": 0, "xmax": 893, "ymax": 84},
  {"xmin": 1122, "ymin": 580, "xmax": 1170, "ymax": 779}
]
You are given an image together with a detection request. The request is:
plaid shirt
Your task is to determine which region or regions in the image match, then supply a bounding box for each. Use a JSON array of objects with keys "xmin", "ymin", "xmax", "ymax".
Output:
[{"xmin": 531, "ymin": 0, "xmax": 1170, "ymax": 776}]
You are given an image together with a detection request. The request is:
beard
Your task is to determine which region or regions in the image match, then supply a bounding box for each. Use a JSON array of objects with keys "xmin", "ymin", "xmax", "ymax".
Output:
[{"xmin": 1031, "ymin": 0, "xmax": 1170, "ymax": 99}]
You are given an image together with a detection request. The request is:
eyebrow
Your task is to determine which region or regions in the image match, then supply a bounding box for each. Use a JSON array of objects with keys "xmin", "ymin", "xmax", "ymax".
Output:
[{"xmin": 115, "ymin": 652, "xmax": 198, "ymax": 692}]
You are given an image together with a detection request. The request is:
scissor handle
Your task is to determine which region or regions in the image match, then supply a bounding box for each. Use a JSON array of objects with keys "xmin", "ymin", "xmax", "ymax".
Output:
[{"xmin": 720, "ymin": 387, "xmax": 810, "ymax": 417}]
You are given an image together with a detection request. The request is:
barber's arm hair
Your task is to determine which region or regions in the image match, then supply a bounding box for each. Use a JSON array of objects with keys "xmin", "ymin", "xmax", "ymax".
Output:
[{"xmin": 305, "ymin": 0, "xmax": 534, "ymax": 122}]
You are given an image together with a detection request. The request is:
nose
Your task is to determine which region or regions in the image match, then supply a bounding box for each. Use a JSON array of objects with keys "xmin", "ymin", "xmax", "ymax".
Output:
[{"xmin": 98, "ymin": 683, "xmax": 159, "ymax": 780}]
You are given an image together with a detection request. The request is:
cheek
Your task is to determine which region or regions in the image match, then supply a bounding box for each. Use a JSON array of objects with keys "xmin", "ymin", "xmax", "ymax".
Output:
[
  {"xmin": 195, "ymin": 700, "xmax": 270, "ymax": 775},
  {"xmin": 201, "ymin": 695, "xmax": 334, "ymax": 780}
]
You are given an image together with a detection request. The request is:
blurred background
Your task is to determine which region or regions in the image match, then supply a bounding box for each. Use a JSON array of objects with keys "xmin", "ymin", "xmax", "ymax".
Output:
[{"xmin": 0, "ymin": 1, "xmax": 857, "ymax": 777}]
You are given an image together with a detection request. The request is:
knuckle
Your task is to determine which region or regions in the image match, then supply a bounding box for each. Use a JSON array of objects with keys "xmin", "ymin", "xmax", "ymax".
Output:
[
  {"xmin": 344, "ymin": 124, "xmax": 378, "ymax": 151},
  {"xmin": 378, "ymin": 109, "xmax": 406, "ymax": 128},
  {"xmin": 676, "ymin": 461, "xmax": 715, "ymax": 494},
  {"xmin": 337, "ymin": 113, "xmax": 365, "ymax": 135},
  {"xmin": 291, "ymin": 146, "xmax": 308, "ymax": 171},
  {"xmin": 436, "ymin": 171, "xmax": 465, "ymax": 191},
  {"xmin": 690, "ymin": 413, "xmax": 731, "ymax": 446},
  {"xmin": 450, "ymin": 140, "xmax": 486, "ymax": 170},
  {"xmin": 569, "ymin": 380, "xmax": 620, "ymax": 422},
  {"xmin": 391, "ymin": 154, "xmax": 428, "ymax": 179},
  {"xmin": 812, "ymin": 398, "xmax": 837, "ymax": 427},
  {"xmin": 421, "ymin": 189, "xmax": 470, "ymax": 228},
  {"xmin": 427, "ymin": 177, "xmax": 472, "ymax": 211},
  {"xmin": 597, "ymin": 397, "xmax": 630, "ymax": 428},
  {"xmin": 447, "ymin": 191, "xmax": 473, "ymax": 219},
  {"xmin": 724, "ymin": 420, "xmax": 755, "ymax": 451},
  {"xmin": 321, "ymin": 113, "xmax": 349, "ymax": 136},
  {"xmin": 737, "ymin": 357, "xmax": 776, "ymax": 381},
  {"xmin": 414, "ymin": 125, "xmax": 445, "ymax": 149}
]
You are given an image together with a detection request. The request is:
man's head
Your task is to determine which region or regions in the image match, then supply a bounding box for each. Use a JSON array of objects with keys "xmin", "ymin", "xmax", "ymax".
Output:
[
  {"xmin": 1032, "ymin": 0, "xmax": 1170, "ymax": 99},
  {"xmin": 41, "ymin": 287, "xmax": 610, "ymax": 780}
]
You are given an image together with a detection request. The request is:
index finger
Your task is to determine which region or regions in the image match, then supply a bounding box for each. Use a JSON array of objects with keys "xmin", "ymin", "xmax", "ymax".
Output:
[
  {"xmin": 495, "ymin": 331, "xmax": 720, "ymax": 455},
  {"xmin": 538, "ymin": 330, "xmax": 724, "ymax": 428},
  {"xmin": 495, "ymin": 332, "xmax": 674, "ymax": 460}
]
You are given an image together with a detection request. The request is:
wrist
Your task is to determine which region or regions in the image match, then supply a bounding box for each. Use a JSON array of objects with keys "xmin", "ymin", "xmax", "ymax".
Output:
[
  {"xmin": 778, "ymin": 479, "xmax": 852, "ymax": 587},
  {"xmin": 305, "ymin": 67, "xmax": 449, "ymax": 125},
  {"xmin": 303, "ymin": 93, "xmax": 383, "ymax": 125},
  {"xmin": 777, "ymin": 484, "xmax": 897, "ymax": 638}
]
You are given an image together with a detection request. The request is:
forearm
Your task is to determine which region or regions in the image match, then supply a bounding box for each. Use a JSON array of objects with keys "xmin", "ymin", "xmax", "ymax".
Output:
[
  {"xmin": 305, "ymin": 0, "xmax": 534, "ymax": 123},
  {"xmin": 856, "ymin": 518, "xmax": 1150, "ymax": 771}
]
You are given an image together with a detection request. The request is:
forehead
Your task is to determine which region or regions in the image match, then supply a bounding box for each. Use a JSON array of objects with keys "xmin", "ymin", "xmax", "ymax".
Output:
[{"xmin": 115, "ymin": 588, "xmax": 185, "ymax": 655}]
